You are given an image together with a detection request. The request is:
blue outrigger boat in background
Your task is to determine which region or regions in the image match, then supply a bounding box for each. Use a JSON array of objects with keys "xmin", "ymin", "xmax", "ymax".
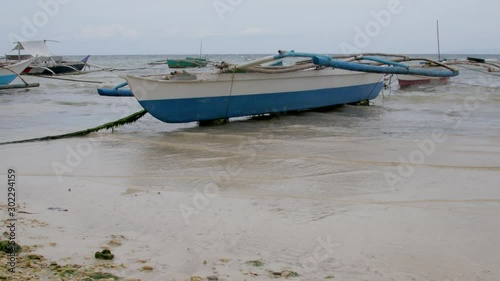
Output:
[{"xmin": 98, "ymin": 51, "xmax": 458, "ymax": 124}]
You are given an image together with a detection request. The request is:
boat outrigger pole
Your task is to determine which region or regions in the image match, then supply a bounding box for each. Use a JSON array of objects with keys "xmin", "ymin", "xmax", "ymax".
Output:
[
  {"xmin": 272, "ymin": 51, "xmax": 459, "ymax": 77},
  {"xmin": 227, "ymin": 51, "xmax": 458, "ymax": 78},
  {"xmin": 311, "ymin": 55, "xmax": 458, "ymax": 77}
]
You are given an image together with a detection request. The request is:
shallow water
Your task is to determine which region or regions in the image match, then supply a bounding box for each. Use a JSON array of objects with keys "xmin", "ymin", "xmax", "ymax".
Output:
[
  {"xmin": 2, "ymin": 54, "xmax": 500, "ymax": 210},
  {"xmin": 1, "ymin": 54, "xmax": 499, "ymax": 142},
  {"xmin": 1, "ymin": 55, "xmax": 500, "ymax": 280}
]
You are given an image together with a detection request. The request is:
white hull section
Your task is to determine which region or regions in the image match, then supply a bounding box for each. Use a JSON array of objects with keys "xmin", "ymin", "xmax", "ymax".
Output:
[
  {"xmin": 0, "ymin": 59, "xmax": 32, "ymax": 85},
  {"xmin": 125, "ymin": 68, "xmax": 384, "ymax": 123},
  {"xmin": 127, "ymin": 68, "xmax": 382, "ymax": 101}
]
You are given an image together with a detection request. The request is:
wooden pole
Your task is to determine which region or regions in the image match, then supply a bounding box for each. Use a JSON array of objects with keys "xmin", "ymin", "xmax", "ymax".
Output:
[
  {"xmin": 0, "ymin": 83, "xmax": 39, "ymax": 90},
  {"xmin": 437, "ymin": 20, "xmax": 441, "ymax": 61}
]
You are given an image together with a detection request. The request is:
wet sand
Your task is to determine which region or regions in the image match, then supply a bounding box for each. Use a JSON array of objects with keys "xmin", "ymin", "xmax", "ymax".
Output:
[{"xmin": 1, "ymin": 102, "xmax": 500, "ymax": 280}]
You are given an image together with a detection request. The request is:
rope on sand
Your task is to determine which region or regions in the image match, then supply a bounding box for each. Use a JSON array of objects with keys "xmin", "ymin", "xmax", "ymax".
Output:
[{"xmin": 0, "ymin": 110, "xmax": 148, "ymax": 146}]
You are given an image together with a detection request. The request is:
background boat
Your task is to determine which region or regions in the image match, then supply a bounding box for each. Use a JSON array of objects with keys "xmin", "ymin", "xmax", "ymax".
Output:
[
  {"xmin": 397, "ymin": 63, "xmax": 450, "ymax": 88},
  {"xmin": 398, "ymin": 72, "xmax": 449, "ymax": 88},
  {"xmin": 166, "ymin": 57, "xmax": 208, "ymax": 68},
  {"xmin": 8, "ymin": 40, "xmax": 90, "ymax": 75},
  {"xmin": 446, "ymin": 57, "xmax": 500, "ymax": 72},
  {"xmin": 398, "ymin": 20, "xmax": 448, "ymax": 88}
]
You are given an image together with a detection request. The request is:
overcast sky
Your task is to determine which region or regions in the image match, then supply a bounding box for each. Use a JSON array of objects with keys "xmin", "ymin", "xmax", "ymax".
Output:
[{"xmin": 1, "ymin": 0, "xmax": 499, "ymax": 55}]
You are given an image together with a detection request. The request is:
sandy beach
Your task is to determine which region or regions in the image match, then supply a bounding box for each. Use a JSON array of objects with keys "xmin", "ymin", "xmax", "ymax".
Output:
[{"xmin": 3, "ymin": 0, "xmax": 500, "ymax": 279}]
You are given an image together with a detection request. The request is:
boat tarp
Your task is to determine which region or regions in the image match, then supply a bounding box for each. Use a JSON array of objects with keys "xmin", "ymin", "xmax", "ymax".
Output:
[{"xmin": 11, "ymin": 40, "xmax": 54, "ymax": 58}]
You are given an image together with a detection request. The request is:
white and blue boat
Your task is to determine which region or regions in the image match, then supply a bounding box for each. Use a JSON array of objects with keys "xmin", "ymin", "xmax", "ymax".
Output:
[
  {"xmin": 107, "ymin": 51, "xmax": 458, "ymax": 124},
  {"xmin": 0, "ymin": 59, "xmax": 33, "ymax": 86},
  {"xmin": 126, "ymin": 67, "xmax": 384, "ymax": 123}
]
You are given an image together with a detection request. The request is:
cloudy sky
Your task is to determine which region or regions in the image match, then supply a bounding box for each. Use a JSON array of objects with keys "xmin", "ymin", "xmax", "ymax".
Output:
[{"xmin": 1, "ymin": 0, "xmax": 498, "ymax": 55}]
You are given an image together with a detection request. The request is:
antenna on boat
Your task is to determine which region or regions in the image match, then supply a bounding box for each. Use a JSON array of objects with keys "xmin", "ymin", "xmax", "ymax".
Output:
[{"xmin": 436, "ymin": 20, "xmax": 441, "ymax": 61}]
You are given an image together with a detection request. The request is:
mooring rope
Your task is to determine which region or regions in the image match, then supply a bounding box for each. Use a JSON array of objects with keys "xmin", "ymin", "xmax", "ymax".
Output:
[
  {"xmin": 0, "ymin": 110, "xmax": 148, "ymax": 146},
  {"xmin": 224, "ymin": 70, "xmax": 237, "ymax": 118},
  {"xmin": 36, "ymin": 75, "xmax": 103, "ymax": 84},
  {"xmin": 366, "ymin": 75, "xmax": 386, "ymax": 102}
]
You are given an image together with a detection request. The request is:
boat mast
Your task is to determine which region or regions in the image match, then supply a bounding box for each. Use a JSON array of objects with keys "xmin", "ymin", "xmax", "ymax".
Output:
[
  {"xmin": 199, "ymin": 41, "xmax": 203, "ymax": 59},
  {"xmin": 17, "ymin": 42, "xmax": 21, "ymax": 61},
  {"xmin": 436, "ymin": 20, "xmax": 441, "ymax": 61}
]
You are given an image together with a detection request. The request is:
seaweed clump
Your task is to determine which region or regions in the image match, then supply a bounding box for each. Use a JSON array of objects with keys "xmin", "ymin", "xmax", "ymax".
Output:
[
  {"xmin": 94, "ymin": 249, "xmax": 114, "ymax": 260},
  {"xmin": 0, "ymin": 240, "xmax": 21, "ymax": 254}
]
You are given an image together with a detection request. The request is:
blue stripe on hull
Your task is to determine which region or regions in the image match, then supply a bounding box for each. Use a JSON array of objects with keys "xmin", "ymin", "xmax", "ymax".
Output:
[
  {"xmin": 139, "ymin": 82, "xmax": 383, "ymax": 123},
  {"xmin": 0, "ymin": 74, "xmax": 17, "ymax": 86}
]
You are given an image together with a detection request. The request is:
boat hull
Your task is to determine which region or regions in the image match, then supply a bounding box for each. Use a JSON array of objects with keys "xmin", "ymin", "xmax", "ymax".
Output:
[
  {"xmin": 397, "ymin": 65, "xmax": 451, "ymax": 88},
  {"xmin": 0, "ymin": 59, "xmax": 33, "ymax": 86},
  {"xmin": 23, "ymin": 62, "xmax": 86, "ymax": 75},
  {"xmin": 398, "ymin": 75, "xmax": 448, "ymax": 88},
  {"xmin": 167, "ymin": 59, "xmax": 208, "ymax": 69},
  {"xmin": 0, "ymin": 73, "xmax": 17, "ymax": 86},
  {"xmin": 126, "ymin": 69, "xmax": 383, "ymax": 123}
]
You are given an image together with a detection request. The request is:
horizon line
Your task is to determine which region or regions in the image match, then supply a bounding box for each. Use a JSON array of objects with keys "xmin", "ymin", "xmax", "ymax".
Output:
[{"xmin": 56, "ymin": 52, "xmax": 500, "ymax": 57}]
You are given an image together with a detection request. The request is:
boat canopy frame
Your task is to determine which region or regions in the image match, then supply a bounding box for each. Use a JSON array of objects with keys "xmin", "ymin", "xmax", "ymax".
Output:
[{"xmin": 10, "ymin": 40, "xmax": 62, "ymax": 66}]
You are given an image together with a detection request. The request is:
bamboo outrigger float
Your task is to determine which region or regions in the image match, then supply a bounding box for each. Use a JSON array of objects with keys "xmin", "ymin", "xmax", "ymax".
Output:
[
  {"xmin": 0, "ymin": 82, "xmax": 40, "ymax": 90},
  {"xmin": 98, "ymin": 81, "xmax": 133, "ymax": 97}
]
